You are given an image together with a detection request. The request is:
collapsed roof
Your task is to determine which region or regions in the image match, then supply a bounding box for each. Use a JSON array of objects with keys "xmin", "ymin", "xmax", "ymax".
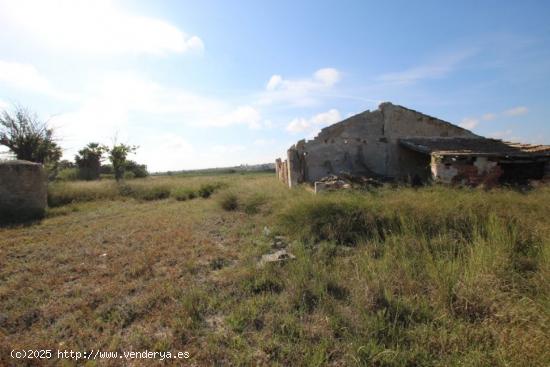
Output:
[{"xmin": 399, "ymin": 137, "xmax": 550, "ymax": 157}]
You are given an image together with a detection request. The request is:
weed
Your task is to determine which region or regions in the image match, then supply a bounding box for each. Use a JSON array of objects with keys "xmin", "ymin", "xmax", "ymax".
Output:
[
  {"xmin": 219, "ymin": 192, "xmax": 239, "ymax": 211},
  {"xmin": 171, "ymin": 187, "xmax": 197, "ymax": 201},
  {"xmin": 242, "ymin": 194, "xmax": 267, "ymax": 215}
]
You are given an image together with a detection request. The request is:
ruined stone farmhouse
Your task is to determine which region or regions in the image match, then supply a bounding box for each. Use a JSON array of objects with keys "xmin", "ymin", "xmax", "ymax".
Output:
[{"xmin": 275, "ymin": 102, "xmax": 550, "ymax": 188}]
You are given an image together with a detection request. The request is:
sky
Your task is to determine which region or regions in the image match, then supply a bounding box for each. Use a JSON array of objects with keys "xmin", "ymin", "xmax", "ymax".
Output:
[{"xmin": 0, "ymin": 0, "xmax": 549, "ymax": 171}]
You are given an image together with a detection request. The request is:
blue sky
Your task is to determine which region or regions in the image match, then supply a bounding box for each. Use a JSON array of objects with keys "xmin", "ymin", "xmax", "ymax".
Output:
[{"xmin": 0, "ymin": 0, "xmax": 549, "ymax": 171}]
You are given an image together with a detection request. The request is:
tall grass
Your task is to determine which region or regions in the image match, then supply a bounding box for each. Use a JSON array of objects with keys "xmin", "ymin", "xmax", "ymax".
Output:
[
  {"xmin": 47, "ymin": 176, "xmax": 230, "ymax": 207},
  {"xmin": 27, "ymin": 175, "xmax": 550, "ymax": 365},
  {"xmin": 265, "ymin": 185, "xmax": 550, "ymax": 366}
]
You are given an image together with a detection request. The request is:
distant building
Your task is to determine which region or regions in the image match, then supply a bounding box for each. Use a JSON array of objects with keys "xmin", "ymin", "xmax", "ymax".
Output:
[{"xmin": 275, "ymin": 102, "xmax": 550, "ymax": 187}]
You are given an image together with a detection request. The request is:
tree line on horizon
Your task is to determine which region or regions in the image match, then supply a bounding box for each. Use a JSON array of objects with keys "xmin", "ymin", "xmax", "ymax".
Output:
[{"xmin": 0, "ymin": 104, "xmax": 148, "ymax": 181}]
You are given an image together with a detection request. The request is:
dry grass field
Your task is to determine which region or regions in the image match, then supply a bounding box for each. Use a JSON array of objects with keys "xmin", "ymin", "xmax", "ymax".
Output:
[{"xmin": 1, "ymin": 173, "xmax": 549, "ymax": 366}]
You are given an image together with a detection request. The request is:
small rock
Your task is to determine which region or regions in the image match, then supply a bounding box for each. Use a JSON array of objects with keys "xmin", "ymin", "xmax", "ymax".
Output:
[
  {"xmin": 272, "ymin": 235, "xmax": 288, "ymax": 249},
  {"xmin": 100, "ymin": 253, "xmax": 107, "ymax": 257},
  {"xmin": 259, "ymin": 249, "xmax": 296, "ymax": 266}
]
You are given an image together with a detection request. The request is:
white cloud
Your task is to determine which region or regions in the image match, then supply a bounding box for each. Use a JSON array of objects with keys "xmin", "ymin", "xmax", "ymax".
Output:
[
  {"xmin": 459, "ymin": 105, "xmax": 529, "ymax": 131},
  {"xmin": 266, "ymin": 75, "xmax": 283, "ymax": 91},
  {"xmin": 0, "ymin": 60, "xmax": 75, "ymax": 100},
  {"xmin": 459, "ymin": 117, "xmax": 479, "ymax": 130},
  {"xmin": 310, "ymin": 109, "xmax": 341, "ymax": 125},
  {"xmin": 0, "ymin": 0, "xmax": 203, "ymax": 55},
  {"xmin": 52, "ymin": 72, "xmax": 262, "ymax": 131},
  {"xmin": 314, "ymin": 68, "xmax": 342, "ymax": 86},
  {"xmin": 286, "ymin": 118, "xmax": 310, "ymax": 133},
  {"xmin": 0, "ymin": 60, "xmax": 48, "ymax": 91},
  {"xmin": 489, "ymin": 129, "xmax": 514, "ymax": 140},
  {"xmin": 211, "ymin": 144, "xmax": 245, "ymax": 154},
  {"xmin": 481, "ymin": 113, "xmax": 496, "ymax": 121},
  {"xmin": 286, "ymin": 108, "xmax": 341, "ymax": 134},
  {"xmin": 377, "ymin": 50, "xmax": 474, "ymax": 85},
  {"xmin": 212, "ymin": 105, "xmax": 262, "ymax": 129},
  {"xmin": 378, "ymin": 64, "xmax": 451, "ymax": 85},
  {"xmin": 253, "ymin": 138, "xmax": 275, "ymax": 146},
  {"xmin": 48, "ymin": 71, "xmax": 267, "ymax": 167},
  {"xmin": 260, "ymin": 68, "xmax": 342, "ymax": 106},
  {"xmin": 503, "ymin": 106, "xmax": 528, "ymax": 116},
  {"xmin": 134, "ymin": 133, "xmax": 194, "ymax": 172}
]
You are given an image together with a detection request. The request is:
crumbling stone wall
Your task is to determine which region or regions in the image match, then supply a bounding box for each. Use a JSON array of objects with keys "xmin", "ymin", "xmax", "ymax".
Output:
[
  {"xmin": 0, "ymin": 160, "xmax": 47, "ymax": 221},
  {"xmin": 275, "ymin": 158, "xmax": 289, "ymax": 186},
  {"xmin": 430, "ymin": 155, "xmax": 503, "ymax": 187},
  {"xmin": 279, "ymin": 102, "xmax": 479, "ymax": 187}
]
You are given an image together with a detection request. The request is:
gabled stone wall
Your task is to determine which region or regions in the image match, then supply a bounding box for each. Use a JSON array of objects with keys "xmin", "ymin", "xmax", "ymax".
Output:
[{"xmin": 278, "ymin": 102, "xmax": 479, "ymax": 187}]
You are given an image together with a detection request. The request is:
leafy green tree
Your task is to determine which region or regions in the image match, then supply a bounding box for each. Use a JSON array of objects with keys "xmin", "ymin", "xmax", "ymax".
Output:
[
  {"xmin": 125, "ymin": 160, "xmax": 149, "ymax": 178},
  {"xmin": 99, "ymin": 164, "xmax": 114, "ymax": 175},
  {"xmin": 109, "ymin": 143, "xmax": 137, "ymax": 181},
  {"xmin": 0, "ymin": 105, "xmax": 62, "ymax": 165},
  {"xmin": 58, "ymin": 159, "xmax": 75, "ymax": 170},
  {"xmin": 75, "ymin": 143, "xmax": 108, "ymax": 180}
]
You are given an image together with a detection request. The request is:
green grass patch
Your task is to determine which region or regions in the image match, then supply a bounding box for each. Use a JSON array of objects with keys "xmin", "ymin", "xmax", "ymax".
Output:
[
  {"xmin": 6, "ymin": 176, "xmax": 550, "ymax": 366},
  {"xmin": 171, "ymin": 187, "xmax": 197, "ymax": 201}
]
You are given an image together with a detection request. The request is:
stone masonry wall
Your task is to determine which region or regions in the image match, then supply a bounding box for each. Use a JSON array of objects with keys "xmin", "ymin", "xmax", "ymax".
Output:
[
  {"xmin": 0, "ymin": 160, "xmax": 47, "ymax": 221},
  {"xmin": 281, "ymin": 102, "xmax": 479, "ymax": 186}
]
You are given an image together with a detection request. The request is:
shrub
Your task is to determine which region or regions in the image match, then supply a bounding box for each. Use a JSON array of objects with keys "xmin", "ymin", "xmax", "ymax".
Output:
[
  {"xmin": 219, "ymin": 192, "xmax": 239, "ymax": 211},
  {"xmin": 118, "ymin": 183, "xmax": 135, "ymax": 197},
  {"xmin": 118, "ymin": 184, "xmax": 170, "ymax": 201},
  {"xmin": 198, "ymin": 184, "xmax": 216, "ymax": 198},
  {"xmin": 126, "ymin": 160, "xmax": 149, "ymax": 178},
  {"xmin": 171, "ymin": 187, "xmax": 197, "ymax": 201},
  {"xmin": 242, "ymin": 194, "xmax": 267, "ymax": 215},
  {"xmin": 133, "ymin": 186, "xmax": 170, "ymax": 201},
  {"xmin": 56, "ymin": 168, "xmax": 78, "ymax": 181},
  {"xmin": 278, "ymin": 191, "xmax": 496, "ymax": 245},
  {"xmin": 279, "ymin": 197, "xmax": 392, "ymax": 244}
]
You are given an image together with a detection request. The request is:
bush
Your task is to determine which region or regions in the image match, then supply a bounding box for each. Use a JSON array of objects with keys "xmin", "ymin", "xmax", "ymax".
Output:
[
  {"xmin": 118, "ymin": 184, "xmax": 135, "ymax": 197},
  {"xmin": 100, "ymin": 164, "xmax": 114, "ymax": 174},
  {"xmin": 126, "ymin": 160, "xmax": 149, "ymax": 178},
  {"xmin": 279, "ymin": 197, "xmax": 392, "ymax": 245},
  {"xmin": 219, "ymin": 192, "xmax": 239, "ymax": 211},
  {"xmin": 132, "ymin": 186, "xmax": 170, "ymax": 201},
  {"xmin": 117, "ymin": 184, "xmax": 170, "ymax": 201},
  {"xmin": 172, "ymin": 187, "xmax": 197, "ymax": 201},
  {"xmin": 198, "ymin": 184, "xmax": 217, "ymax": 198},
  {"xmin": 278, "ymin": 190, "xmax": 499, "ymax": 245},
  {"xmin": 242, "ymin": 194, "xmax": 267, "ymax": 215},
  {"xmin": 56, "ymin": 168, "xmax": 78, "ymax": 181}
]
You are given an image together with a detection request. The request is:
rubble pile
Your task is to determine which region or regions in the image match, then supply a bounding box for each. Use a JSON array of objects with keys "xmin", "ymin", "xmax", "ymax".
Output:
[{"xmin": 314, "ymin": 173, "xmax": 383, "ymax": 193}]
